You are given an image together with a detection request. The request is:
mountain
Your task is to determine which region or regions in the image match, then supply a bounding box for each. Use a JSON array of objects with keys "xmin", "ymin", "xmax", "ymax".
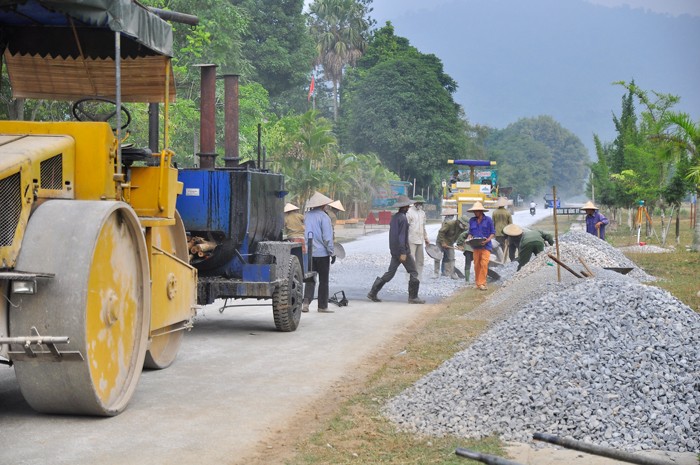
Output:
[{"xmin": 369, "ymin": 0, "xmax": 700, "ymax": 157}]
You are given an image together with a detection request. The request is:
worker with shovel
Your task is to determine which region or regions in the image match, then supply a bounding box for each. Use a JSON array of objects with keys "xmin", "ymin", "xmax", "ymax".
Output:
[{"xmin": 503, "ymin": 224, "xmax": 554, "ymax": 271}]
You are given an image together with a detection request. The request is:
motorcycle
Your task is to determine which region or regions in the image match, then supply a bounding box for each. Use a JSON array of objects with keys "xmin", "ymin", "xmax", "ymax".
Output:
[{"xmin": 530, "ymin": 206, "xmax": 536, "ymax": 216}]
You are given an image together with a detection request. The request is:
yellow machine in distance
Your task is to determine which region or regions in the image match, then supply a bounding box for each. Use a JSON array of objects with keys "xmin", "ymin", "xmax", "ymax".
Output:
[{"xmin": 442, "ymin": 159, "xmax": 512, "ymax": 216}]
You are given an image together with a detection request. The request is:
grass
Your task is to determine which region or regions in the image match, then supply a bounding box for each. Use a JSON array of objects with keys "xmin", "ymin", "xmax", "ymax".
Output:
[{"xmin": 286, "ymin": 290, "xmax": 506, "ymax": 465}]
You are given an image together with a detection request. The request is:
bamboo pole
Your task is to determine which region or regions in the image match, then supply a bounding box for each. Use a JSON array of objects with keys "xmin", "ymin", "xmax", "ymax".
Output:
[{"xmin": 552, "ymin": 186, "xmax": 561, "ymax": 282}]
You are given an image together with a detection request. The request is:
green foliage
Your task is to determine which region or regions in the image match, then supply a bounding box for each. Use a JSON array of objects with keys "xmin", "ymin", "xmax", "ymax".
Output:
[
  {"xmin": 266, "ymin": 110, "xmax": 396, "ymax": 215},
  {"xmin": 485, "ymin": 116, "xmax": 588, "ymax": 199},
  {"xmin": 589, "ymin": 81, "xmax": 698, "ymax": 219},
  {"xmin": 341, "ymin": 28, "xmax": 468, "ymax": 192},
  {"xmin": 308, "ymin": 0, "xmax": 373, "ymax": 119},
  {"xmin": 231, "ymin": 0, "xmax": 316, "ymax": 111}
]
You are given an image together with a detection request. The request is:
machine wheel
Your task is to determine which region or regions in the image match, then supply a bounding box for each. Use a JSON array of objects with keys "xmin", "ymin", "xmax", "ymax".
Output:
[
  {"xmin": 272, "ymin": 256, "xmax": 303, "ymax": 332},
  {"xmin": 10, "ymin": 201, "xmax": 150, "ymax": 416},
  {"xmin": 144, "ymin": 211, "xmax": 189, "ymax": 370}
]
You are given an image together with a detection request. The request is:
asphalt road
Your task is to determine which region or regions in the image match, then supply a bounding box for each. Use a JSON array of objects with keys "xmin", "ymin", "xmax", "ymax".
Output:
[{"xmin": 0, "ymin": 207, "xmax": 551, "ymax": 465}]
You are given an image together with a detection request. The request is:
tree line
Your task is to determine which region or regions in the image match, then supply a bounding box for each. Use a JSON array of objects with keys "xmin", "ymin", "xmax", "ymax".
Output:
[{"xmin": 0, "ymin": 0, "xmax": 697, "ymax": 242}]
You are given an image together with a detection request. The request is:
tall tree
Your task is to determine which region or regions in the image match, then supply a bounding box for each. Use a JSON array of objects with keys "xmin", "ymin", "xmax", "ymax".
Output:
[
  {"xmin": 655, "ymin": 112, "xmax": 700, "ymax": 249},
  {"xmin": 231, "ymin": 0, "xmax": 315, "ymax": 113},
  {"xmin": 340, "ymin": 24, "xmax": 466, "ymax": 192},
  {"xmin": 308, "ymin": 0, "xmax": 372, "ymax": 120}
]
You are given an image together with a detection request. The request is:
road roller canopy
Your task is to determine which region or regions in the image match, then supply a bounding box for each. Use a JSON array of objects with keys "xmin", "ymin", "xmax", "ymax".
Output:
[{"xmin": 0, "ymin": 0, "xmax": 175, "ymax": 102}]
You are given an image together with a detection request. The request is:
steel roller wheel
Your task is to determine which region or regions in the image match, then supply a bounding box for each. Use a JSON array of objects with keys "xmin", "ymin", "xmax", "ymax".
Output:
[
  {"xmin": 272, "ymin": 256, "xmax": 303, "ymax": 332},
  {"xmin": 10, "ymin": 201, "xmax": 150, "ymax": 416},
  {"xmin": 144, "ymin": 210, "xmax": 189, "ymax": 370}
]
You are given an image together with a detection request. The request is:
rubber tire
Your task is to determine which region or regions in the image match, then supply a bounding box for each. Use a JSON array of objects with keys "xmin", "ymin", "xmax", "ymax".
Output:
[
  {"xmin": 143, "ymin": 211, "xmax": 189, "ymax": 370},
  {"xmin": 10, "ymin": 201, "xmax": 150, "ymax": 416},
  {"xmin": 272, "ymin": 256, "xmax": 303, "ymax": 332}
]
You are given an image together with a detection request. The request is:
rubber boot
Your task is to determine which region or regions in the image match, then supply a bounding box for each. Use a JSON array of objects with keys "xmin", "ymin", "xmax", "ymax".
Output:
[
  {"xmin": 367, "ymin": 277, "xmax": 386, "ymax": 302},
  {"xmin": 408, "ymin": 280, "xmax": 425, "ymax": 304},
  {"xmin": 464, "ymin": 268, "xmax": 470, "ymax": 283},
  {"xmin": 445, "ymin": 260, "xmax": 458, "ymax": 280}
]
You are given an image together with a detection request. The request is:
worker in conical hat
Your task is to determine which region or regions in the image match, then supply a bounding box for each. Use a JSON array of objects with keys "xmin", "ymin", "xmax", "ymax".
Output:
[
  {"xmin": 466, "ymin": 201, "xmax": 495, "ymax": 291},
  {"xmin": 303, "ymin": 192, "xmax": 335, "ymax": 313},
  {"xmin": 582, "ymin": 200, "xmax": 609, "ymax": 240},
  {"xmin": 367, "ymin": 196, "xmax": 425, "ymax": 305},
  {"xmin": 284, "ymin": 203, "xmax": 305, "ymax": 253},
  {"xmin": 492, "ymin": 197, "xmax": 513, "ymax": 262}
]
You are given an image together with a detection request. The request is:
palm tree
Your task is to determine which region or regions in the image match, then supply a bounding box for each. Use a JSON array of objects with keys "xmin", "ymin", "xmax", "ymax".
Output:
[
  {"xmin": 657, "ymin": 112, "xmax": 700, "ymax": 250},
  {"xmin": 308, "ymin": 0, "xmax": 370, "ymax": 120}
]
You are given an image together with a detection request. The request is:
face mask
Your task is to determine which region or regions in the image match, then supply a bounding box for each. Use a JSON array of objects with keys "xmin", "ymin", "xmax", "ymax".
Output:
[{"xmin": 416, "ymin": 204, "xmax": 423, "ymax": 210}]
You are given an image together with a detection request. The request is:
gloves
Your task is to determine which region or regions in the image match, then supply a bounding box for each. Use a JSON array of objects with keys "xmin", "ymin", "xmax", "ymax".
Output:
[
  {"xmin": 399, "ymin": 254, "xmax": 407, "ymax": 263},
  {"xmin": 331, "ymin": 255, "xmax": 336, "ymax": 264}
]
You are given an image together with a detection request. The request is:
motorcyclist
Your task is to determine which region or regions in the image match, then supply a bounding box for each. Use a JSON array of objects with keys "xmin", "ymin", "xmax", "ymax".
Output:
[{"xmin": 529, "ymin": 200, "xmax": 536, "ymax": 215}]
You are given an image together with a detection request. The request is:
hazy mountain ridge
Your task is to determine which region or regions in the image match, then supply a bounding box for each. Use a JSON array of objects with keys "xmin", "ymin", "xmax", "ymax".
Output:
[{"xmin": 370, "ymin": 0, "xmax": 700, "ymax": 156}]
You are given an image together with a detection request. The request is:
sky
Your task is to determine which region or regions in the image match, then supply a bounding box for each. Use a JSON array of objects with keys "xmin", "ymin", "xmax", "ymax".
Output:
[
  {"xmin": 306, "ymin": 0, "xmax": 700, "ymax": 17},
  {"xmin": 305, "ymin": 0, "xmax": 699, "ymax": 157},
  {"xmin": 356, "ymin": 0, "xmax": 700, "ymax": 17}
]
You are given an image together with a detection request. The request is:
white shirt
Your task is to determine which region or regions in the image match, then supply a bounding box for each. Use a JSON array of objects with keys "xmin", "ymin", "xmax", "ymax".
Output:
[
  {"xmin": 530, "ymin": 202, "xmax": 536, "ymax": 209},
  {"xmin": 406, "ymin": 205, "xmax": 428, "ymax": 245}
]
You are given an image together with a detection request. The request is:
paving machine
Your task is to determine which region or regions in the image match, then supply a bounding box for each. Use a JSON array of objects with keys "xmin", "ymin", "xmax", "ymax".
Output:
[
  {"xmin": 442, "ymin": 159, "xmax": 513, "ymax": 216},
  {"xmin": 0, "ymin": 1, "xmax": 200, "ymax": 416}
]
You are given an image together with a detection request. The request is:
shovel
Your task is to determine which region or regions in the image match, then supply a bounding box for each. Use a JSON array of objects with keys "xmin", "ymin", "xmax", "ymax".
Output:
[{"xmin": 333, "ymin": 242, "xmax": 346, "ymax": 260}]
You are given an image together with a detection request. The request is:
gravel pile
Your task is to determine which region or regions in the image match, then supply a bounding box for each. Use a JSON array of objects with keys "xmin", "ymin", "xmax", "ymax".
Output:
[
  {"xmin": 384, "ymin": 278, "xmax": 700, "ymax": 452},
  {"xmin": 499, "ymin": 230, "xmax": 656, "ymax": 285}
]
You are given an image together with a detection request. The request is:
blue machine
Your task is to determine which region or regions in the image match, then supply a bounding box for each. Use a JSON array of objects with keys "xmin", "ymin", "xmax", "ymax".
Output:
[{"xmin": 177, "ymin": 167, "xmax": 313, "ymax": 332}]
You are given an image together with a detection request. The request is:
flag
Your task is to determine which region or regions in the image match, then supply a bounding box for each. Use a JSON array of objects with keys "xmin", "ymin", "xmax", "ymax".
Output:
[{"xmin": 308, "ymin": 74, "xmax": 315, "ymax": 101}]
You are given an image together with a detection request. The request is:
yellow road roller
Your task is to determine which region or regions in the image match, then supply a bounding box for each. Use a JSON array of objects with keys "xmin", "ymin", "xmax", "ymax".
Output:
[{"xmin": 0, "ymin": 1, "xmax": 197, "ymax": 415}]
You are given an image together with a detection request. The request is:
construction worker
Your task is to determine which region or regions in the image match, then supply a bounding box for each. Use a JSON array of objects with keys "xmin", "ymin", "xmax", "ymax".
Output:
[
  {"xmin": 582, "ymin": 200, "xmax": 609, "ymax": 240},
  {"xmin": 407, "ymin": 195, "xmax": 430, "ymax": 278},
  {"xmin": 436, "ymin": 213, "xmax": 469, "ymax": 279},
  {"xmin": 326, "ymin": 199, "xmax": 345, "ymax": 239},
  {"xmin": 367, "ymin": 196, "xmax": 425, "ymax": 304},
  {"xmin": 284, "ymin": 203, "xmax": 305, "ymax": 253},
  {"xmin": 492, "ymin": 197, "xmax": 512, "ymax": 261},
  {"xmin": 303, "ymin": 192, "xmax": 335, "ymax": 313},
  {"xmin": 465, "ymin": 202, "xmax": 495, "ymax": 290},
  {"xmin": 504, "ymin": 224, "xmax": 554, "ymax": 271}
]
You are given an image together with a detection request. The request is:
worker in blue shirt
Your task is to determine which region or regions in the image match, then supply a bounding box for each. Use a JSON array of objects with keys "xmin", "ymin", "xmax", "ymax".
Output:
[
  {"xmin": 582, "ymin": 200, "xmax": 609, "ymax": 240},
  {"xmin": 303, "ymin": 192, "xmax": 335, "ymax": 313},
  {"xmin": 465, "ymin": 202, "xmax": 495, "ymax": 291}
]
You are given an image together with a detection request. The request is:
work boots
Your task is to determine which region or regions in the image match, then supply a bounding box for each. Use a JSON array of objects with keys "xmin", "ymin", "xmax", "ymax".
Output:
[
  {"xmin": 444, "ymin": 260, "xmax": 459, "ymax": 280},
  {"xmin": 367, "ymin": 277, "xmax": 386, "ymax": 302},
  {"xmin": 408, "ymin": 280, "xmax": 425, "ymax": 304}
]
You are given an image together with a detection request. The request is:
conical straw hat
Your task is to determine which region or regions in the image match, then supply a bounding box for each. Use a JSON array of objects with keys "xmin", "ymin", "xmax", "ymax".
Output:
[
  {"xmin": 582, "ymin": 201, "xmax": 598, "ymax": 210},
  {"xmin": 503, "ymin": 224, "xmax": 523, "ymax": 236},
  {"xmin": 468, "ymin": 201, "xmax": 487, "ymax": 212},
  {"xmin": 496, "ymin": 197, "xmax": 508, "ymax": 207},
  {"xmin": 306, "ymin": 192, "xmax": 333, "ymax": 209},
  {"xmin": 329, "ymin": 200, "xmax": 345, "ymax": 211},
  {"xmin": 284, "ymin": 203, "xmax": 299, "ymax": 213}
]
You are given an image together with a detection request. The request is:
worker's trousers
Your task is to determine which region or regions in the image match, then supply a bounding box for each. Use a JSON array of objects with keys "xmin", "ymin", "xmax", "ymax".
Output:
[
  {"xmin": 409, "ymin": 243, "xmax": 425, "ymax": 277},
  {"xmin": 472, "ymin": 249, "xmax": 491, "ymax": 287}
]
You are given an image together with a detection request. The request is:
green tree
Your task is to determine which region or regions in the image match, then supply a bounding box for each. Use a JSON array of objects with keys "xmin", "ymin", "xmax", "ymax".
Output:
[
  {"xmin": 482, "ymin": 116, "xmax": 587, "ymax": 201},
  {"xmin": 655, "ymin": 112, "xmax": 700, "ymax": 249},
  {"xmin": 231, "ymin": 0, "xmax": 315, "ymax": 113},
  {"xmin": 308, "ymin": 0, "xmax": 372, "ymax": 120}
]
